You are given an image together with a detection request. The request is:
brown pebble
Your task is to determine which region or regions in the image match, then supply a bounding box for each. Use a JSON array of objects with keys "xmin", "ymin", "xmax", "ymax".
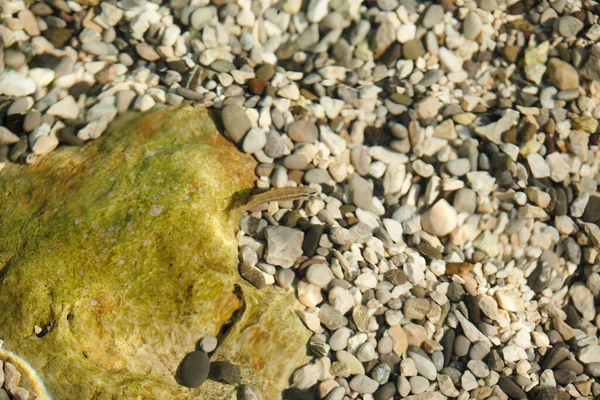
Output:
[
  {"xmin": 445, "ymin": 262, "xmax": 474, "ymax": 276},
  {"xmin": 248, "ymin": 78, "xmax": 268, "ymax": 95}
]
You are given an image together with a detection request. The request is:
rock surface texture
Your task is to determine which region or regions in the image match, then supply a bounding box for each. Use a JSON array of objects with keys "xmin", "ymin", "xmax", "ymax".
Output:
[{"xmin": 0, "ymin": 106, "xmax": 310, "ymax": 399}]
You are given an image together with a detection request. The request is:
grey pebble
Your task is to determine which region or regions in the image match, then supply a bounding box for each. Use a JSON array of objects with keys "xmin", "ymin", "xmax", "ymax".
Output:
[
  {"xmin": 453, "ymin": 335, "xmax": 470, "ymax": 357},
  {"xmin": 287, "ymin": 120, "xmax": 318, "ymax": 143},
  {"xmin": 558, "ymin": 15, "xmax": 584, "ymax": 37},
  {"xmin": 422, "ymin": 5, "xmax": 444, "ymax": 29},
  {"xmin": 222, "ymin": 105, "xmax": 252, "ymax": 144},
  {"xmin": 349, "ymin": 374, "xmax": 379, "ymax": 394}
]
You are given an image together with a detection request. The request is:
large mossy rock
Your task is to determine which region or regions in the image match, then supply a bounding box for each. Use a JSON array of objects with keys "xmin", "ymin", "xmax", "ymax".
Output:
[{"xmin": 0, "ymin": 106, "xmax": 311, "ymax": 399}]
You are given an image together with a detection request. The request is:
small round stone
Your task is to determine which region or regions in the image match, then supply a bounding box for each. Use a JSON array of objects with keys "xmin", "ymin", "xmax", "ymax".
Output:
[
  {"xmin": 200, "ymin": 336, "xmax": 218, "ymax": 353},
  {"xmin": 179, "ymin": 351, "xmax": 210, "ymax": 388}
]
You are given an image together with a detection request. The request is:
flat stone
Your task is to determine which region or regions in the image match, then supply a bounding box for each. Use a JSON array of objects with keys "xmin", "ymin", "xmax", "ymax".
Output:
[
  {"xmin": 336, "ymin": 350, "xmax": 365, "ymax": 375},
  {"xmin": 578, "ymin": 345, "xmax": 600, "ymax": 364},
  {"xmin": 319, "ymin": 304, "xmax": 347, "ymax": 330},
  {"xmin": 222, "ymin": 105, "xmax": 252, "ymax": 144},
  {"xmin": 47, "ymin": 95, "xmax": 79, "ymax": 119},
  {"xmin": 242, "ymin": 127, "xmax": 266, "ymax": 153},
  {"xmin": 349, "ymin": 374, "xmax": 379, "ymax": 394},
  {"xmin": 407, "ymin": 346, "xmax": 437, "ymax": 380},
  {"xmin": 136, "ymin": 43, "xmax": 160, "ymax": 61},
  {"xmin": 287, "ymin": 120, "xmax": 318, "ymax": 143}
]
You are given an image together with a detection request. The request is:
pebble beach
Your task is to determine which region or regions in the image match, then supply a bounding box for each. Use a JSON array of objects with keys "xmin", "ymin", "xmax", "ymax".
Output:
[{"xmin": 1, "ymin": 0, "xmax": 600, "ymax": 399}]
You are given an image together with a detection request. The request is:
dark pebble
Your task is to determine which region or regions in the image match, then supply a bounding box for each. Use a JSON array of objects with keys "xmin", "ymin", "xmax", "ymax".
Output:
[
  {"xmin": 302, "ymin": 225, "xmax": 323, "ymax": 257},
  {"xmin": 498, "ymin": 377, "xmax": 527, "ymax": 399},
  {"xmin": 69, "ymin": 81, "xmax": 92, "ymax": 100},
  {"xmin": 563, "ymin": 304, "xmax": 580, "ymax": 328},
  {"xmin": 554, "ymin": 188, "xmax": 567, "ymax": 216},
  {"xmin": 384, "ymin": 269, "xmax": 407, "ymax": 285},
  {"xmin": 255, "ymin": 64, "xmax": 276, "ymax": 81},
  {"xmin": 446, "ymin": 281, "xmax": 465, "ymax": 302},
  {"xmin": 541, "ymin": 345, "xmax": 570, "ymax": 369},
  {"xmin": 554, "ymin": 369, "xmax": 576, "ymax": 385},
  {"xmin": 57, "ymin": 126, "xmax": 84, "ymax": 146},
  {"xmin": 534, "ymin": 385, "xmax": 558, "ymax": 400},
  {"xmin": 374, "ymin": 382, "xmax": 396, "ymax": 400},
  {"xmin": 582, "ymin": 195, "xmax": 600, "ymax": 223},
  {"xmin": 528, "ymin": 262, "xmax": 551, "ymax": 293},
  {"xmin": 42, "ymin": 27, "xmax": 73, "ymax": 48},
  {"xmin": 178, "ymin": 351, "xmax": 210, "ymax": 388},
  {"xmin": 441, "ymin": 328, "xmax": 455, "ymax": 367},
  {"xmin": 282, "ymin": 387, "xmax": 319, "ymax": 400},
  {"xmin": 209, "ymin": 361, "xmax": 241, "ymax": 385}
]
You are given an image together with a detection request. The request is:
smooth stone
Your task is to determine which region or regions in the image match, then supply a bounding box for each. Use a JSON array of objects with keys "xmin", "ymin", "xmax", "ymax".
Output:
[
  {"xmin": 200, "ymin": 336, "xmax": 218, "ymax": 353},
  {"xmin": 287, "ymin": 120, "xmax": 318, "ymax": 143},
  {"xmin": 453, "ymin": 188, "xmax": 477, "ymax": 214},
  {"xmin": 0, "ymin": 71, "xmax": 36, "ymax": 96},
  {"xmin": 242, "ymin": 128, "xmax": 266, "ymax": 153},
  {"xmin": 547, "ymin": 58, "xmax": 579, "ymax": 90},
  {"xmin": 349, "ymin": 374, "xmax": 379, "ymax": 394},
  {"xmin": 46, "ymin": 95, "xmax": 79, "ymax": 119},
  {"xmin": 0, "ymin": 127, "xmax": 19, "ymax": 145},
  {"xmin": 463, "ymin": 11, "xmax": 482, "ymax": 40},
  {"xmin": 558, "ymin": 15, "xmax": 584, "ymax": 37},
  {"xmin": 209, "ymin": 361, "xmax": 241, "ymax": 385},
  {"xmin": 407, "ymin": 346, "xmax": 437, "ymax": 380},
  {"xmin": 179, "ymin": 351, "xmax": 210, "ymax": 388},
  {"xmin": 222, "ymin": 105, "xmax": 252, "ymax": 144}
]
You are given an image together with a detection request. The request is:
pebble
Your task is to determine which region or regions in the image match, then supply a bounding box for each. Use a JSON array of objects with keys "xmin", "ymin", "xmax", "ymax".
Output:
[
  {"xmin": 200, "ymin": 336, "xmax": 218, "ymax": 353},
  {"xmin": 348, "ymin": 374, "xmax": 379, "ymax": 394},
  {"xmin": 209, "ymin": 361, "xmax": 241, "ymax": 385},
  {"xmin": 0, "ymin": 71, "xmax": 37, "ymax": 97},
  {"xmin": 407, "ymin": 346, "xmax": 437, "ymax": 380},
  {"xmin": 238, "ymin": 385, "xmax": 263, "ymax": 400},
  {"xmin": 463, "ymin": 12, "xmax": 482, "ymax": 40},
  {"xmin": 46, "ymin": 96, "xmax": 79, "ymax": 119},
  {"xmin": 558, "ymin": 16, "xmax": 584, "ymax": 37},
  {"xmin": 222, "ymin": 105, "xmax": 252, "ymax": 144},
  {"xmin": 242, "ymin": 127, "xmax": 266, "ymax": 154},
  {"xmin": 0, "ymin": 128, "xmax": 19, "ymax": 146},
  {"xmin": 547, "ymin": 58, "xmax": 579, "ymax": 90},
  {"xmin": 178, "ymin": 351, "xmax": 210, "ymax": 388},
  {"xmin": 287, "ymin": 120, "xmax": 318, "ymax": 143},
  {"xmin": 421, "ymin": 199, "xmax": 457, "ymax": 236}
]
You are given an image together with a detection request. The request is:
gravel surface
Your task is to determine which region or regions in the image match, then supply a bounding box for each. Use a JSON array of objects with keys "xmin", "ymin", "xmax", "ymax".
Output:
[{"xmin": 1, "ymin": 0, "xmax": 600, "ymax": 399}]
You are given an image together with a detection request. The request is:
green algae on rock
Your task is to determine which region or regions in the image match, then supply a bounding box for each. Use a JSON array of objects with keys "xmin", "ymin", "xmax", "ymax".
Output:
[{"xmin": 0, "ymin": 105, "xmax": 311, "ymax": 399}]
